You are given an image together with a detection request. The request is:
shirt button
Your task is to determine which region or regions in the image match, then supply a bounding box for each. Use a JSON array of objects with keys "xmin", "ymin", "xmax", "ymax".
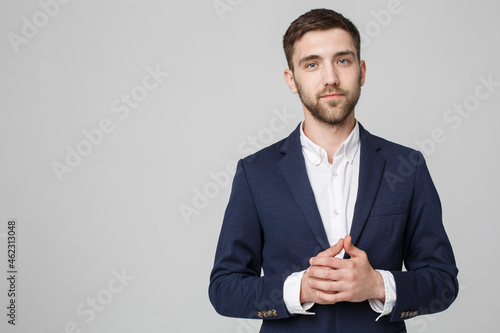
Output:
[
  {"xmin": 332, "ymin": 171, "xmax": 338, "ymax": 177},
  {"xmin": 347, "ymin": 154, "xmax": 352, "ymax": 160},
  {"xmin": 320, "ymin": 152, "xmax": 325, "ymax": 159},
  {"xmin": 333, "ymin": 209, "xmax": 340, "ymax": 215}
]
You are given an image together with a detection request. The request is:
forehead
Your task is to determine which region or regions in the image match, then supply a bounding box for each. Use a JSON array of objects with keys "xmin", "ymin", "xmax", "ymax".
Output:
[{"xmin": 293, "ymin": 28, "xmax": 356, "ymax": 61}]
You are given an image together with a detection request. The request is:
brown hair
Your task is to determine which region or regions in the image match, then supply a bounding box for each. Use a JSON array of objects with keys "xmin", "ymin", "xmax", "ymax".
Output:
[{"xmin": 283, "ymin": 8, "xmax": 361, "ymax": 71}]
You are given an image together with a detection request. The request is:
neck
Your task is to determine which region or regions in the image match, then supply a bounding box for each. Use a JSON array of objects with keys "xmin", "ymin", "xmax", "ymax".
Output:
[{"xmin": 302, "ymin": 112, "xmax": 356, "ymax": 164}]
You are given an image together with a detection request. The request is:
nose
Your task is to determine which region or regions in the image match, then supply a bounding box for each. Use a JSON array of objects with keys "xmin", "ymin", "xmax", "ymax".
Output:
[{"xmin": 323, "ymin": 64, "xmax": 339, "ymax": 87}]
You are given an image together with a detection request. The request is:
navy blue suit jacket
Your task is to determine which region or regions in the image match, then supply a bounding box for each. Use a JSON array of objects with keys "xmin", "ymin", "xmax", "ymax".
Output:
[{"xmin": 209, "ymin": 123, "xmax": 458, "ymax": 332}]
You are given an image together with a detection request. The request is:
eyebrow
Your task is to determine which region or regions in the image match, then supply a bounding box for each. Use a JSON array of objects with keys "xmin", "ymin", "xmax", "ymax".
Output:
[
  {"xmin": 298, "ymin": 50, "xmax": 357, "ymax": 66},
  {"xmin": 298, "ymin": 55, "xmax": 321, "ymax": 66},
  {"xmin": 335, "ymin": 50, "xmax": 356, "ymax": 59}
]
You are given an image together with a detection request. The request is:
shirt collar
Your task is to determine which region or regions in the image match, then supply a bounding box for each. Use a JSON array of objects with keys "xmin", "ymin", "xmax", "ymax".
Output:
[{"xmin": 300, "ymin": 120, "xmax": 360, "ymax": 166}]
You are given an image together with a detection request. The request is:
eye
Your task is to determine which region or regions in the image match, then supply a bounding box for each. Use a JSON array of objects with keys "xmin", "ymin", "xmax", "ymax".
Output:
[
  {"xmin": 338, "ymin": 59, "xmax": 349, "ymax": 65},
  {"xmin": 306, "ymin": 63, "xmax": 317, "ymax": 69}
]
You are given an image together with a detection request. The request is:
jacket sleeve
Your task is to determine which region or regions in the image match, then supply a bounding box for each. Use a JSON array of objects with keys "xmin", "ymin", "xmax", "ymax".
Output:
[
  {"xmin": 389, "ymin": 152, "xmax": 459, "ymax": 321},
  {"xmin": 209, "ymin": 159, "xmax": 290, "ymax": 320}
]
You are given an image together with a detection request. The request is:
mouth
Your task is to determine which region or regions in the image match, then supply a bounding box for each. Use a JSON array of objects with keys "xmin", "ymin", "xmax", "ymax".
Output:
[{"xmin": 320, "ymin": 93, "xmax": 343, "ymax": 99}]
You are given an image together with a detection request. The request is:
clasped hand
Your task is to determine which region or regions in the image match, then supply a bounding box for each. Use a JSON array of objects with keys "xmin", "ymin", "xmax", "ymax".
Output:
[{"xmin": 300, "ymin": 235, "xmax": 385, "ymax": 305}]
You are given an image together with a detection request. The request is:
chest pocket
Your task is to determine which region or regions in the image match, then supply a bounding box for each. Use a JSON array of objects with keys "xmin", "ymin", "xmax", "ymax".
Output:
[{"xmin": 370, "ymin": 204, "xmax": 408, "ymax": 217}]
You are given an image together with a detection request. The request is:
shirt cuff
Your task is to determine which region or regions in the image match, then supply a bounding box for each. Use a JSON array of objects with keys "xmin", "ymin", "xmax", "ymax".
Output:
[
  {"xmin": 368, "ymin": 269, "xmax": 396, "ymax": 321},
  {"xmin": 283, "ymin": 270, "xmax": 315, "ymax": 315}
]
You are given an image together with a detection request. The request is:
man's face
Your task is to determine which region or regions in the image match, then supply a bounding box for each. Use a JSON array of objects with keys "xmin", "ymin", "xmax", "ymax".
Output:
[{"xmin": 284, "ymin": 28, "xmax": 366, "ymax": 126}]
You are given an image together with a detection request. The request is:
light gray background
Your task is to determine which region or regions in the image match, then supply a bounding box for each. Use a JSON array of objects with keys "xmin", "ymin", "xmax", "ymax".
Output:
[{"xmin": 1, "ymin": 0, "xmax": 499, "ymax": 332}]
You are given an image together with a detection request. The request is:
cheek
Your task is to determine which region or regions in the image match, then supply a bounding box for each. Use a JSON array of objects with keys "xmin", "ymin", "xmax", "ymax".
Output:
[
  {"xmin": 296, "ymin": 73, "xmax": 327, "ymax": 98},
  {"xmin": 299, "ymin": 76, "xmax": 321, "ymax": 92},
  {"xmin": 341, "ymin": 73, "xmax": 361, "ymax": 90}
]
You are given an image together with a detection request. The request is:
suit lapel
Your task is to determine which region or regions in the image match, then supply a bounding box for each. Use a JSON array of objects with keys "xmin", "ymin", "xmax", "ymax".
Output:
[
  {"xmin": 279, "ymin": 125, "xmax": 330, "ymax": 251},
  {"xmin": 348, "ymin": 124, "xmax": 386, "ymax": 248}
]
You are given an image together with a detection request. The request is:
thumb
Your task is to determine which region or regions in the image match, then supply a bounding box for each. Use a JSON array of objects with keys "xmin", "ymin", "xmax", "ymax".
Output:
[
  {"xmin": 317, "ymin": 238, "xmax": 344, "ymax": 258},
  {"xmin": 344, "ymin": 235, "xmax": 363, "ymax": 257}
]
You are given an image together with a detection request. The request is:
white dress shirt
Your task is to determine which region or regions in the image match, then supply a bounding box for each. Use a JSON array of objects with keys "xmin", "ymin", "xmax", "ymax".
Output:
[{"xmin": 283, "ymin": 121, "xmax": 396, "ymax": 320}]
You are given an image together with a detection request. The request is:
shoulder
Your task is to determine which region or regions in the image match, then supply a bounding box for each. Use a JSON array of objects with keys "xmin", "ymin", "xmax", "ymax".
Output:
[
  {"xmin": 360, "ymin": 124, "xmax": 420, "ymax": 159},
  {"xmin": 242, "ymin": 137, "xmax": 287, "ymax": 164},
  {"xmin": 240, "ymin": 123, "xmax": 300, "ymax": 168},
  {"xmin": 359, "ymin": 124, "xmax": 431, "ymax": 187}
]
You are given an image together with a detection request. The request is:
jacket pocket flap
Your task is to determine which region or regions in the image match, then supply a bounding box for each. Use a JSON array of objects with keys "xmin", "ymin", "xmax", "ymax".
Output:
[{"xmin": 370, "ymin": 204, "xmax": 408, "ymax": 217}]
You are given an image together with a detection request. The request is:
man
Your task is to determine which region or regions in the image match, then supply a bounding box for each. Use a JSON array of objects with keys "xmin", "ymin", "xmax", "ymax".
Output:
[{"xmin": 209, "ymin": 8, "xmax": 458, "ymax": 332}]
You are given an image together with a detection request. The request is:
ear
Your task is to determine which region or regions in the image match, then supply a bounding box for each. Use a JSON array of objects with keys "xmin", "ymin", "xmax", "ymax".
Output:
[
  {"xmin": 359, "ymin": 60, "xmax": 366, "ymax": 86},
  {"xmin": 284, "ymin": 69, "xmax": 298, "ymax": 94}
]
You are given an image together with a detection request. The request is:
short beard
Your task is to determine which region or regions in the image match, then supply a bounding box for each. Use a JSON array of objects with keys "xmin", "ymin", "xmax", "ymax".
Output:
[{"xmin": 296, "ymin": 80, "xmax": 361, "ymax": 127}]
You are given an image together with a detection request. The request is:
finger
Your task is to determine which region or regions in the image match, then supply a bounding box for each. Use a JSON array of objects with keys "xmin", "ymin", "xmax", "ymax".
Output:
[
  {"xmin": 310, "ymin": 256, "xmax": 347, "ymax": 269},
  {"xmin": 308, "ymin": 277, "xmax": 344, "ymax": 292},
  {"xmin": 343, "ymin": 235, "xmax": 365, "ymax": 258},
  {"xmin": 316, "ymin": 238, "xmax": 344, "ymax": 258},
  {"xmin": 307, "ymin": 266, "xmax": 343, "ymax": 280},
  {"xmin": 314, "ymin": 290, "xmax": 344, "ymax": 304}
]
